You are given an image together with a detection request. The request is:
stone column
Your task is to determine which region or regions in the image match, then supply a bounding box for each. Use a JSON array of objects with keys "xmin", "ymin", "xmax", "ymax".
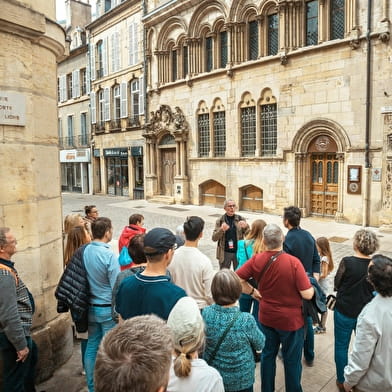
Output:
[{"xmin": 0, "ymin": 0, "xmax": 70, "ymax": 383}]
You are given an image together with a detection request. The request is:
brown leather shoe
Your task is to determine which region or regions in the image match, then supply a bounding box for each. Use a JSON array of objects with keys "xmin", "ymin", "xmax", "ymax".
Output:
[{"xmin": 336, "ymin": 380, "xmax": 345, "ymax": 392}]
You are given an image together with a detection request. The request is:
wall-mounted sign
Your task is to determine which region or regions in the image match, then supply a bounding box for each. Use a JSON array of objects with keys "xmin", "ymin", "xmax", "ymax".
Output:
[
  {"xmin": 60, "ymin": 149, "xmax": 90, "ymax": 163},
  {"xmin": 103, "ymin": 147, "xmax": 128, "ymax": 157},
  {"xmin": 372, "ymin": 168, "xmax": 381, "ymax": 182},
  {"xmin": 0, "ymin": 91, "xmax": 26, "ymax": 126},
  {"xmin": 131, "ymin": 146, "xmax": 143, "ymax": 156},
  {"xmin": 347, "ymin": 165, "xmax": 361, "ymax": 194}
]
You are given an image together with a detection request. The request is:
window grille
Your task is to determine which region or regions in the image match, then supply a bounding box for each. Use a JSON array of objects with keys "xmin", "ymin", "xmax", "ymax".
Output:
[
  {"xmin": 172, "ymin": 50, "xmax": 177, "ymax": 82},
  {"xmin": 330, "ymin": 0, "xmax": 344, "ymax": 40},
  {"xmin": 183, "ymin": 45, "xmax": 188, "ymax": 77},
  {"xmin": 220, "ymin": 31, "xmax": 228, "ymax": 68},
  {"xmin": 306, "ymin": 1, "xmax": 318, "ymax": 46},
  {"xmin": 206, "ymin": 37, "xmax": 213, "ymax": 72},
  {"xmin": 261, "ymin": 103, "xmax": 277, "ymax": 156},
  {"xmin": 268, "ymin": 14, "xmax": 279, "ymax": 56},
  {"xmin": 213, "ymin": 111, "xmax": 226, "ymax": 157},
  {"xmin": 241, "ymin": 107, "xmax": 256, "ymax": 157},
  {"xmin": 198, "ymin": 114, "xmax": 210, "ymax": 157},
  {"xmin": 249, "ymin": 21, "xmax": 258, "ymax": 60}
]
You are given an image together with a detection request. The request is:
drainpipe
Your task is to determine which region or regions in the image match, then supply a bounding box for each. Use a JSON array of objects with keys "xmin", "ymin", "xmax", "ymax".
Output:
[{"xmin": 363, "ymin": 0, "xmax": 372, "ymax": 227}]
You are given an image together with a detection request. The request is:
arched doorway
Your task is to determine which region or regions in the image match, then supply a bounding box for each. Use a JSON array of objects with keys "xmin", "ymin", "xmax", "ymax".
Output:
[
  {"xmin": 240, "ymin": 185, "xmax": 263, "ymax": 212},
  {"xmin": 309, "ymin": 136, "xmax": 339, "ymax": 217},
  {"xmin": 200, "ymin": 180, "xmax": 226, "ymax": 207},
  {"xmin": 292, "ymin": 119, "xmax": 350, "ymax": 219},
  {"xmin": 159, "ymin": 134, "xmax": 176, "ymax": 196}
]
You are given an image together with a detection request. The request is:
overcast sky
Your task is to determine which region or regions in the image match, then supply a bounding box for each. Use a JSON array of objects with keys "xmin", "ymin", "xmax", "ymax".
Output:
[{"xmin": 56, "ymin": 0, "xmax": 96, "ymax": 21}]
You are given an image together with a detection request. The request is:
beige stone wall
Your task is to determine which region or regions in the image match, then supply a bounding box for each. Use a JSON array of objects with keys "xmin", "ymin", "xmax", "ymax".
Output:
[
  {"xmin": 0, "ymin": 0, "xmax": 72, "ymax": 382},
  {"xmin": 145, "ymin": 0, "xmax": 392, "ymax": 226}
]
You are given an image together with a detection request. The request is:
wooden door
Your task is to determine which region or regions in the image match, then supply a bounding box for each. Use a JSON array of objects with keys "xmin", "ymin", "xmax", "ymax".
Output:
[
  {"xmin": 241, "ymin": 185, "xmax": 263, "ymax": 212},
  {"xmin": 160, "ymin": 148, "xmax": 176, "ymax": 195},
  {"xmin": 311, "ymin": 153, "xmax": 338, "ymax": 216}
]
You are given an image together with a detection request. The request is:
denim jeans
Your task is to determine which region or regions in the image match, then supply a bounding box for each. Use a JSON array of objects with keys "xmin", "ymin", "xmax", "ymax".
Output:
[
  {"xmin": 85, "ymin": 306, "xmax": 116, "ymax": 392},
  {"xmin": 260, "ymin": 324, "xmax": 304, "ymax": 392},
  {"xmin": 239, "ymin": 294, "xmax": 261, "ymax": 329},
  {"xmin": 334, "ymin": 309, "xmax": 357, "ymax": 383},
  {"xmin": 0, "ymin": 334, "xmax": 37, "ymax": 392},
  {"xmin": 303, "ymin": 316, "xmax": 314, "ymax": 362}
]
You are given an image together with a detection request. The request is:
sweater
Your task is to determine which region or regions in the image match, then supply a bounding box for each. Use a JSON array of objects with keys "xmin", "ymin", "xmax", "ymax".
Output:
[
  {"xmin": 202, "ymin": 305, "xmax": 265, "ymax": 391},
  {"xmin": 0, "ymin": 259, "xmax": 34, "ymax": 351}
]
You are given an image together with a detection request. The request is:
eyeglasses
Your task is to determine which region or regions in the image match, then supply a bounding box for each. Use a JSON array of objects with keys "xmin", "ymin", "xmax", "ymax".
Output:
[
  {"xmin": 172, "ymin": 243, "xmax": 178, "ymax": 251},
  {"xmin": 226, "ymin": 205, "xmax": 236, "ymax": 208},
  {"xmin": 91, "ymin": 210, "xmax": 98, "ymax": 213}
]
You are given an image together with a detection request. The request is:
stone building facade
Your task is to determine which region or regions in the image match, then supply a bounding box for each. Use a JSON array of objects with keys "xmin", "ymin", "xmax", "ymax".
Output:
[
  {"xmin": 87, "ymin": 0, "xmax": 145, "ymax": 199},
  {"xmin": 58, "ymin": 0, "xmax": 92, "ymax": 194},
  {"xmin": 143, "ymin": 0, "xmax": 392, "ymax": 226},
  {"xmin": 0, "ymin": 0, "xmax": 70, "ymax": 382}
]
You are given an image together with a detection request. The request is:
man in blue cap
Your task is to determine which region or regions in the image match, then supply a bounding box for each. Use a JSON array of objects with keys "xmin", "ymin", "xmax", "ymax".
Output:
[{"xmin": 116, "ymin": 227, "xmax": 186, "ymax": 321}]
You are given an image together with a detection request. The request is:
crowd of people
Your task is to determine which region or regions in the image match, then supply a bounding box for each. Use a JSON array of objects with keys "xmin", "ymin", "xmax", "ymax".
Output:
[{"xmin": 0, "ymin": 201, "xmax": 391, "ymax": 392}]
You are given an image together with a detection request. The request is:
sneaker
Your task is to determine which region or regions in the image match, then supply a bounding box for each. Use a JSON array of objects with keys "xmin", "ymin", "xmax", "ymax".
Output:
[
  {"xmin": 315, "ymin": 326, "xmax": 326, "ymax": 334},
  {"xmin": 304, "ymin": 359, "xmax": 314, "ymax": 367}
]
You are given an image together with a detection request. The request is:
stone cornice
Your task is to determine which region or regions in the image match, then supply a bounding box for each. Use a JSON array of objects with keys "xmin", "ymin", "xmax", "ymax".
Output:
[{"xmin": 0, "ymin": 1, "xmax": 66, "ymax": 59}]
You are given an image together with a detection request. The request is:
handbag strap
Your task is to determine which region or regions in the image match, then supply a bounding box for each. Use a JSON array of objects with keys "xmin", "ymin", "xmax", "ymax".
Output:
[
  {"xmin": 207, "ymin": 311, "xmax": 241, "ymax": 364},
  {"xmin": 243, "ymin": 241, "xmax": 250, "ymax": 260},
  {"xmin": 257, "ymin": 250, "xmax": 283, "ymax": 285}
]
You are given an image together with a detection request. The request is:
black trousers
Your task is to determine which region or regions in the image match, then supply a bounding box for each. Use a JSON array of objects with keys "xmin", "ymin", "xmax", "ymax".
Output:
[{"xmin": 0, "ymin": 334, "xmax": 37, "ymax": 392}]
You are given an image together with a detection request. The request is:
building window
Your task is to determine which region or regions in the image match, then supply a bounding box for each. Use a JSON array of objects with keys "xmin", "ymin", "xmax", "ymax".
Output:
[
  {"xmin": 80, "ymin": 112, "xmax": 88, "ymax": 146},
  {"xmin": 66, "ymin": 73, "xmax": 72, "ymax": 100},
  {"xmin": 268, "ymin": 14, "xmax": 279, "ymax": 55},
  {"xmin": 67, "ymin": 115, "xmax": 74, "ymax": 147},
  {"xmin": 134, "ymin": 155, "xmax": 144, "ymax": 188},
  {"xmin": 58, "ymin": 117, "xmax": 63, "ymax": 140},
  {"xmin": 113, "ymin": 85, "xmax": 121, "ymax": 120},
  {"xmin": 97, "ymin": 40, "xmax": 104, "ymax": 78},
  {"xmin": 306, "ymin": 1, "xmax": 318, "ymax": 46},
  {"xmin": 57, "ymin": 78, "xmax": 60, "ymax": 102},
  {"xmin": 248, "ymin": 20, "xmax": 259, "ymax": 60},
  {"xmin": 98, "ymin": 90, "xmax": 105, "ymax": 123},
  {"xmin": 80, "ymin": 68, "xmax": 87, "ymax": 95},
  {"xmin": 105, "ymin": 0, "xmax": 111, "ymax": 12},
  {"xmin": 213, "ymin": 111, "xmax": 226, "ymax": 157},
  {"xmin": 183, "ymin": 45, "xmax": 188, "ymax": 77},
  {"xmin": 330, "ymin": 0, "xmax": 345, "ymax": 40},
  {"xmin": 206, "ymin": 36, "xmax": 213, "ymax": 72},
  {"xmin": 260, "ymin": 103, "xmax": 277, "ymax": 156},
  {"xmin": 198, "ymin": 114, "xmax": 210, "ymax": 157},
  {"xmin": 172, "ymin": 49, "xmax": 177, "ymax": 82},
  {"xmin": 241, "ymin": 107, "xmax": 256, "ymax": 157},
  {"xmin": 131, "ymin": 79, "xmax": 139, "ymax": 121},
  {"xmin": 219, "ymin": 31, "xmax": 228, "ymax": 68}
]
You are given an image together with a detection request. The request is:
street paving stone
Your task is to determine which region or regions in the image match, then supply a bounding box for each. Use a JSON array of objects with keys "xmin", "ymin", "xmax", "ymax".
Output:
[{"xmin": 37, "ymin": 193, "xmax": 392, "ymax": 392}]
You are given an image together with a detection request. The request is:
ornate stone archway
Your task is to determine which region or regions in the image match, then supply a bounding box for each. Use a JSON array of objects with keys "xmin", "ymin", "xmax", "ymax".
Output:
[
  {"xmin": 292, "ymin": 119, "xmax": 350, "ymax": 220},
  {"xmin": 143, "ymin": 105, "xmax": 190, "ymax": 203}
]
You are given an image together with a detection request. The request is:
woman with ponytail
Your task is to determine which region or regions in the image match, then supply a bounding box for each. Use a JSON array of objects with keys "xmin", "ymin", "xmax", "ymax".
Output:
[{"xmin": 167, "ymin": 297, "xmax": 224, "ymax": 391}]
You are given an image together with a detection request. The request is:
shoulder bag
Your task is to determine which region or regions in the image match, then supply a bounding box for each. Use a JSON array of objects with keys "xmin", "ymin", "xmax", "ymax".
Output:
[{"xmin": 206, "ymin": 311, "xmax": 241, "ymax": 364}]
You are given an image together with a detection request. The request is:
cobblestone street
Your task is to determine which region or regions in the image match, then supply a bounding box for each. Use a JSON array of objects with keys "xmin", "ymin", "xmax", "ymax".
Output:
[{"xmin": 37, "ymin": 193, "xmax": 392, "ymax": 392}]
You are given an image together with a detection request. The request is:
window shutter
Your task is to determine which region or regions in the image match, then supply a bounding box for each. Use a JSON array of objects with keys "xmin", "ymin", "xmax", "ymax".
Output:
[
  {"xmin": 90, "ymin": 92, "xmax": 96, "ymax": 124},
  {"xmin": 120, "ymin": 82, "xmax": 128, "ymax": 118},
  {"xmin": 133, "ymin": 23, "xmax": 138, "ymax": 63},
  {"xmin": 139, "ymin": 75, "xmax": 144, "ymax": 115},
  {"xmin": 111, "ymin": 33, "xmax": 115, "ymax": 73},
  {"xmin": 104, "ymin": 87, "xmax": 110, "ymax": 121},
  {"xmin": 72, "ymin": 69, "xmax": 80, "ymax": 98},
  {"xmin": 103, "ymin": 37, "xmax": 108, "ymax": 76},
  {"xmin": 115, "ymin": 31, "xmax": 120, "ymax": 70},
  {"xmin": 89, "ymin": 43, "xmax": 96, "ymax": 81},
  {"xmin": 86, "ymin": 55, "xmax": 91, "ymax": 94},
  {"xmin": 71, "ymin": 70, "xmax": 76, "ymax": 99},
  {"xmin": 128, "ymin": 23, "xmax": 134, "ymax": 65},
  {"xmin": 60, "ymin": 74, "xmax": 66, "ymax": 102}
]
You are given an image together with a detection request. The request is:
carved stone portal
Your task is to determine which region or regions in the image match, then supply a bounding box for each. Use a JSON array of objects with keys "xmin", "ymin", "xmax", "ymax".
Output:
[{"xmin": 143, "ymin": 105, "xmax": 190, "ymax": 203}]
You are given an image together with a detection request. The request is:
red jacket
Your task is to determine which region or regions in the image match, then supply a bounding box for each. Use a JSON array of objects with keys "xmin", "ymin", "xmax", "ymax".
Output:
[{"xmin": 118, "ymin": 225, "xmax": 146, "ymax": 252}]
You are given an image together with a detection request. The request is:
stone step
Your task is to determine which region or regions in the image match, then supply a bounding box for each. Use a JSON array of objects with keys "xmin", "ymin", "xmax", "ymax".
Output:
[{"xmin": 147, "ymin": 195, "xmax": 175, "ymax": 205}]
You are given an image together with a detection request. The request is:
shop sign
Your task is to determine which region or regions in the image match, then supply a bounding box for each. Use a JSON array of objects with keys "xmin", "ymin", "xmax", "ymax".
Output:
[
  {"xmin": 103, "ymin": 147, "xmax": 128, "ymax": 157},
  {"xmin": 60, "ymin": 149, "xmax": 90, "ymax": 163},
  {"xmin": 131, "ymin": 146, "xmax": 143, "ymax": 156},
  {"xmin": 0, "ymin": 91, "xmax": 26, "ymax": 126}
]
